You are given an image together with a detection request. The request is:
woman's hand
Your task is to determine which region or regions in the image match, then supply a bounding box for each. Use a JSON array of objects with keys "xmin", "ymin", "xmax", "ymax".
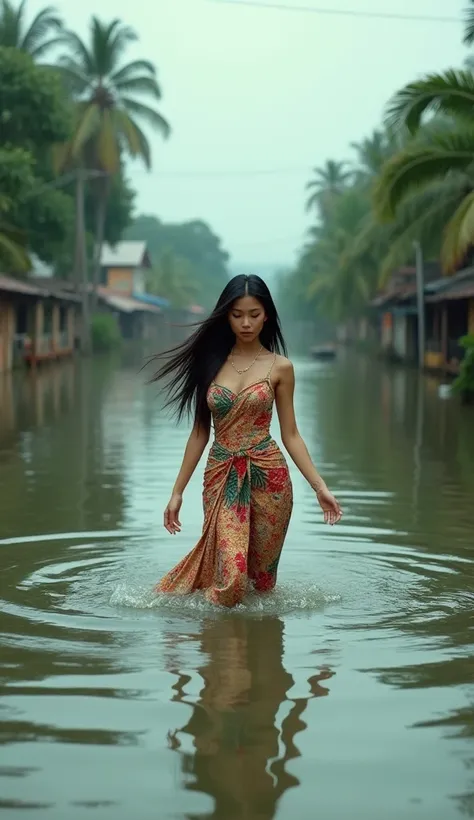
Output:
[
  {"xmin": 316, "ymin": 485, "xmax": 342, "ymax": 525},
  {"xmin": 164, "ymin": 493, "xmax": 183, "ymax": 535}
]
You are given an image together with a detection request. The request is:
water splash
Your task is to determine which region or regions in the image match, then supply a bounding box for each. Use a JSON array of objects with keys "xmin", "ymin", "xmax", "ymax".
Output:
[{"xmin": 110, "ymin": 580, "xmax": 341, "ymax": 616}]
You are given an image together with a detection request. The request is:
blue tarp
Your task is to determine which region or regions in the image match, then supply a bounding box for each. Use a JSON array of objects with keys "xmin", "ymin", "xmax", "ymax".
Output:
[{"xmin": 132, "ymin": 291, "xmax": 170, "ymax": 309}]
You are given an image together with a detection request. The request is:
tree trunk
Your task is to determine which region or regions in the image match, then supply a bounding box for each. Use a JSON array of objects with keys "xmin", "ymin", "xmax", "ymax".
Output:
[{"xmin": 91, "ymin": 174, "xmax": 110, "ymax": 313}]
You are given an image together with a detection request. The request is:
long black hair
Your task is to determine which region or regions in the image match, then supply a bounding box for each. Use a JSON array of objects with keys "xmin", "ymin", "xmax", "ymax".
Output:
[{"xmin": 148, "ymin": 274, "xmax": 287, "ymax": 429}]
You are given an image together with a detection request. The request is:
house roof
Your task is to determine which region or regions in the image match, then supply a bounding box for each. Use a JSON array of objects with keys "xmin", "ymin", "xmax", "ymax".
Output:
[
  {"xmin": 100, "ymin": 241, "xmax": 151, "ymax": 269},
  {"xmin": 371, "ymin": 261, "xmax": 444, "ymax": 309},
  {"xmin": 427, "ymin": 278, "xmax": 474, "ymax": 302},
  {"xmin": 0, "ymin": 275, "xmax": 43, "ymax": 296},
  {"xmin": 425, "ymin": 267, "xmax": 474, "ymax": 303},
  {"xmin": 0, "ymin": 274, "xmax": 80, "ymax": 302},
  {"xmin": 370, "ymin": 284, "xmax": 416, "ymax": 308},
  {"xmin": 97, "ymin": 288, "xmax": 162, "ymax": 314},
  {"xmin": 372, "ymin": 264, "xmax": 474, "ymax": 309}
]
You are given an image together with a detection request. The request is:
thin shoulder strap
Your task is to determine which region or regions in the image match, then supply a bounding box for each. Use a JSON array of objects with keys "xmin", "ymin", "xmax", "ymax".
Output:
[{"xmin": 266, "ymin": 352, "xmax": 277, "ymax": 380}]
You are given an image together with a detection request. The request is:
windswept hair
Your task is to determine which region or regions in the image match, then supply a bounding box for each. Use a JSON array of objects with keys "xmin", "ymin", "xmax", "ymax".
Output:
[{"xmin": 148, "ymin": 274, "xmax": 287, "ymax": 429}]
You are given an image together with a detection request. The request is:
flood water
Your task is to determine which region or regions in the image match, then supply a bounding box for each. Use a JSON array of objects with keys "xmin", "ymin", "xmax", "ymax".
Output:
[{"xmin": 0, "ymin": 351, "xmax": 473, "ymax": 820}]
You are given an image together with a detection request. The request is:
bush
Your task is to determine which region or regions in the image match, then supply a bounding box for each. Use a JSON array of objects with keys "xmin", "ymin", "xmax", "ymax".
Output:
[
  {"xmin": 91, "ymin": 313, "xmax": 121, "ymax": 353},
  {"xmin": 452, "ymin": 334, "xmax": 474, "ymax": 404}
]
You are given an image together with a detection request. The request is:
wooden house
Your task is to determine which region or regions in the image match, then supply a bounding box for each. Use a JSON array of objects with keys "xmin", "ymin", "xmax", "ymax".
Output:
[
  {"xmin": 0, "ymin": 275, "xmax": 79, "ymax": 372},
  {"xmin": 100, "ymin": 241, "xmax": 152, "ymax": 297}
]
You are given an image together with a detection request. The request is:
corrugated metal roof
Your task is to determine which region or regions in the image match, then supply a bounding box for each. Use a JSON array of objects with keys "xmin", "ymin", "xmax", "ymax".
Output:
[
  {"xmin": 97, "ymin": 288, "xmax": 162, "ymax": 314},
  {"xmin": 0, "ymin": 275, "xmax": 43, "ymax": 296},
  {"xmin": 100, "ymin": 241, "xmax": 151, "ymax": 268},
  {"xmin": 428, "ymin": 282, "xmax": 474, "ymax": 302},
  {"xmin": 0, "ymin": 275, "xmax": 80, "ymax": 302},
  {"xmin": 370, "ymin": 285, "xmax": 416, "ymax": 308},
  {"xmin": 425, "ymin": 267, "xmax": 474, "ymax": 295}
]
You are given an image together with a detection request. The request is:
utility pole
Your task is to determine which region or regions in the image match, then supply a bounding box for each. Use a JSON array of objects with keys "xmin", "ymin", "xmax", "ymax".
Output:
[
  {"xmin": 24, "ymin": 167, "xmax": 106, "ymax": 357},
  {"xmin": 72, "ymin": 168, "xmax": 106, "ymax": 355},
  {"xmin": 413, "ymin": 240, "xmax": 425, "ymax": 370},
  {"xmin": 75, "ymin": 169, "xmax": 91, "ymax": 355}
]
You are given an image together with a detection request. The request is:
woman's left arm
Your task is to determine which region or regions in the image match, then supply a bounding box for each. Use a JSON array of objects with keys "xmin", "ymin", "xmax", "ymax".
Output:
[{"xmin": 275, "ymin": 359, "xmax": 342, "ymax": 525}]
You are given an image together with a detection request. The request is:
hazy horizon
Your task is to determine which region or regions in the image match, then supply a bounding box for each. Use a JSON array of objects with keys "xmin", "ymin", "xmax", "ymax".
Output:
[{"xmin": 28, "ymin": 0, "xmax": 468, "ymax": 269}]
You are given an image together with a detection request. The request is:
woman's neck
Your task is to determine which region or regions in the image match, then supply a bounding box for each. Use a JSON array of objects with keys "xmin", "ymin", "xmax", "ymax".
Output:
[{"xmin": 232, "ymin": 340, "xmax": 263, "ymax": 356}]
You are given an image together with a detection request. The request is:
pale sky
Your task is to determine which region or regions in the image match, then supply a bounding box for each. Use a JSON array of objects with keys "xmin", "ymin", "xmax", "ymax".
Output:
[{"xmin": 31, "ymin": 0, "xmax": 467, "ymax": 269}]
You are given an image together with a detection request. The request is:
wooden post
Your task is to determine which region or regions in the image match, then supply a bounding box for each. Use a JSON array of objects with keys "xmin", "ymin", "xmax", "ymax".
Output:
[
  {"xmin": 67, "ymin": 307, "xmax": 75, "ymax": 350},
  {"xmin": 0, "ymin": 300, "xmax": 15, "ymax": 372},
  {"xmin": 0, "ymin": 299, "xmax": 7, "ymax": 373},
  {"xmin": 52, "ymin": 303, "xmax": 60, "ymax": 355},
  {"xmin": 441, "ymin": 302, "xmax": 448, "ymax": 368},
  {"xmin": 31, "ymin": 300, "xmax": 44, "ymax": 367},
  {"xmin": 413, "ymin": 240, "xmax": 425, "ymax": 369},
  {"xmin": 468, "ymin": 298, "xmax": 474, "ymax": 335}
]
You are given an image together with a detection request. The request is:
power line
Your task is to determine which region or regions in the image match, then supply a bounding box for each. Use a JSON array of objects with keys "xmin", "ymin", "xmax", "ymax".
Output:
[
  {"xmin": 210, "ymin": 0, "xmax": 461, "ymax": 24},
  {"xmin": 131, "ymin": 165, "xmax": 313, "ymax": 178}
]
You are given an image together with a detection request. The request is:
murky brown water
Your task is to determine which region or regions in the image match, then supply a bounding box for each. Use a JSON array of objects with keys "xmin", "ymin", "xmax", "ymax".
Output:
[{"xmin": 0, "ymin": 351, "xmax": 473, "ymax": 819}]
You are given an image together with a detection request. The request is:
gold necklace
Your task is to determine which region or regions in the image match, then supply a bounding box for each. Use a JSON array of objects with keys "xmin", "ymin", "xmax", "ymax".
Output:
[{"xmin": 230, "ymin": 345, "xmax": 263, "ymax": 375}]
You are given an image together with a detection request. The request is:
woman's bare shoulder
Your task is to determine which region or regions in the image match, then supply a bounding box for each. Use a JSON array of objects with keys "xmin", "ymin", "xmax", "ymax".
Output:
[{"xmin": 274, "ymin": 355, "xmax": 294, "ymax": 380}]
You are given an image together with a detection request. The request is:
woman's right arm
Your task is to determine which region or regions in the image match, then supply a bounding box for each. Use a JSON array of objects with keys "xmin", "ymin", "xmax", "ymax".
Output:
[{"xmin": 164, "ymin": 421, "xmax": 210, "ymax": 534}]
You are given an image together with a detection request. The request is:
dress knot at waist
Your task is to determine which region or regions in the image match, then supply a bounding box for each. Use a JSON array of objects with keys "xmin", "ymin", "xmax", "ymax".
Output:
[{"xmin": 211, "ymin": 434, "xmax": 272, "ymax": 459}]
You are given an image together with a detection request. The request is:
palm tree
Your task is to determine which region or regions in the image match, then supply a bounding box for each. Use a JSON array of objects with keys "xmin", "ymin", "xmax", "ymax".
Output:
[
  {"xmin": 57, "ymin": 16, "xmax": 171, "ymax": 302},
  {"xmin": 374, "ymin": 70, "xmax": 474, "ymax": 271},
  {"xmin": 0, "ymin": 0, "xmax": 63, "ymax": 58},
  {"xmin": 464, "ymin": 0, "xmax": 474, "ymax": 44},
  {"xmin": 305, "ymin": 160, "xmax": 353, "ymax": 214},
  {"xmin": 302, "ymin": 186, "xmax": 380, "ymax": 320},
  {"xmin": 351, "ymin": 129, "xmax": 402, "ymax": 181}
]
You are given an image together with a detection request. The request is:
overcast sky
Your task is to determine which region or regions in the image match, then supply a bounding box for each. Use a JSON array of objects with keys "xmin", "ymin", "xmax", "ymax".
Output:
[{"xmin": 31, "ymin": 0, "xmax": 467, "ymax": 270}]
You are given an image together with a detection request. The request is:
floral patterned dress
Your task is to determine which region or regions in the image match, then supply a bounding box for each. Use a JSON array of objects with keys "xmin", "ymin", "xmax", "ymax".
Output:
[{"xmin": 156, "ymin": 358, "xmax": 293, "ymax": 607}]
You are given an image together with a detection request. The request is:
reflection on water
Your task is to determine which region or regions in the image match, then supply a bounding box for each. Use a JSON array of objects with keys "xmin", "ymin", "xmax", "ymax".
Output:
[
  {"xmin": 0, "ymin": 350, "xmax": 473, "ymax": 819},
  {"xmin": 165, "ymin": 616, "xmax": 333, "ymax": 820}
]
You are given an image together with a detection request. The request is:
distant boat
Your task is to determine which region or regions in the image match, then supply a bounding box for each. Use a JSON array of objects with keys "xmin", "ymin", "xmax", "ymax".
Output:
[{"xmin": 310, "ymin": 343, "xmax": 337, "ymax": 360}]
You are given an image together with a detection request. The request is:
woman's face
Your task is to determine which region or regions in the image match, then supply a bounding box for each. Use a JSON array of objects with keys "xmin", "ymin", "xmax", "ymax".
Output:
[{"xmin": 228, "ymin": 296, "xmax": 266, "ymax": 344}]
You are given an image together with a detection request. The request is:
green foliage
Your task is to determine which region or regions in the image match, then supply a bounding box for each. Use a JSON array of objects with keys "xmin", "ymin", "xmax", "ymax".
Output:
[
  {"xmin": 52, "ymin": 170, "xmax": 135, "ymax": 279},
  {"xmin": 0, "ymin": 47, "xmax": 74, "ymax": 271},
  {"xmin": 0, "ymin": 192, "xmax": 30, "ymax": 271},
  {"xmin": 375, "ymin": 74, "xmax": 474, "ymax": 273},
  {"xmin": 83, "ymin": 169, "xmax": 135, "ymax": 245},
  {"xmin": 100, "ymin": 171, "xmax": 135, "ymax": 244},
  {"xmin": 0, "ymin": 46, "xmax": 71, "ymax": 148},
  {"xmin": 386, "ymin": 70, "xmax": 474, "ymax": 133},
  {"xmin": 91, "ymin": 312, "xmax": 121, "ymax": 353},
  {"xmin": 146, "ymin": 248, "xmax": 199, "ymax": 308},
  {"xmin": 0, "ymin": 0, "xmax": 63, "ymax": 58},
  {"xmin": 452, "ymin": 334, "xmax": 474, "ymax": 401},
  {"xmin": 466, "ymin": 0, "xmax": 474, "ymax": 45},
  {"xmin": 126, "ymin": 215, "xmax": 229, "ymax": 307},
  {"xmin": 0, "ymin": 145, "xmax": 35, "ymax": 198}
]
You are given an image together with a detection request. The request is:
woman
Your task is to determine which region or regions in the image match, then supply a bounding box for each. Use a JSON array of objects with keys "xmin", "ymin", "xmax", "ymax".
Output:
[{"xmin": 150, "ymin": 274, "xmax": 342, "ymax": 607}]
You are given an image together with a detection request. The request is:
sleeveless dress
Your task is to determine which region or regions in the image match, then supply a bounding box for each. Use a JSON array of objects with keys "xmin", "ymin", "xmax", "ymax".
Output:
[{"xmin": 156, "ymin": 358, "xmax": 293, "ymax": 607}]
